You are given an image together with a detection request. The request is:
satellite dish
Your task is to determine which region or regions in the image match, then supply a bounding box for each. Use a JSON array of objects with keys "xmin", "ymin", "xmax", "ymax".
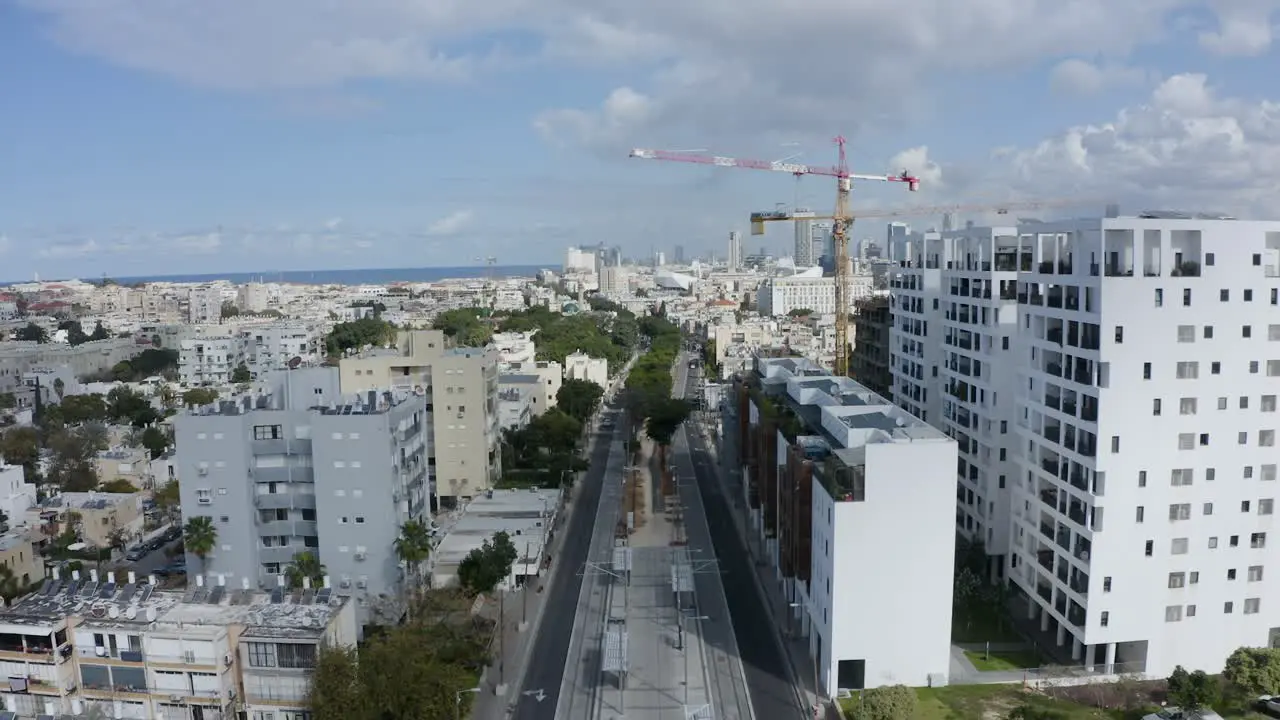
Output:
[{"xmin": 288, "ymin": 356, "xmax": 302, "ymax": 369}]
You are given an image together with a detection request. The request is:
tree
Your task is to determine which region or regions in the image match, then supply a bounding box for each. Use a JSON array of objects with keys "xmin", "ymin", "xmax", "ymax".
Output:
[
  {"xmin": 63, "ymin": 320, "xmax": 89, "ymax": 346},
  {"xmin": 14, "ymin": 322, "xmax": 48, "ymax": 343},
  {"xmin": 394, "ymin": 520, "xmax": 433, "ymax": 592},
  {"xmin": 181, "ymin": 388, "xmax": 219, "ymax": 407},
  {"xmin": 848, "ymin": 685, "xmax": 917, "ymax": 720},
  {"xmin": 140, "ymin": 426, "xmax": 170, "ymax": 459},
  {"xmin": 557, "ymin": 378, "xmax": 604, "ymax": 424},
  {"xmin": 285, "ymin": 551, "xmax": 326, "ymax": 590},
  {"xmin": 106, "ymin": 386, "xmax": 159, "ymax": 427},
  {"xmin": 46, "ymin": 425, "xmax": 108, "ymax": 492},
  {"xmin": 0, "ymin": 393, "xmax": 14, "ymax": 410},
  {"xmin": 154, "ymin": 480, "xmax": 180, "ymax": 519},
  {"xmin": 230, "ymin": 364, "xmax": 252, "ymax": 384},
  {"xmin": 788, "ymin": 307, "xmax": 815, "ymax": 317},
  {"xmin": 1224, "ymin": 647, "xmax": 1280, "ymax": 696},
  {"xmin": 325, "ymin": 317, "xmax": 397, "ymax": 356},
  {"xmin": 358, "ymin": 625, "xmax": 476, "ymax": 720},
  {"xmin": 1006, "ymin": 707, "xmax": 1067, "ymax": 720},
  {"xmin": 60, "ymin": 394, "xmax": 109, "ymax": 424},
  {"xmin": 52, "ymin": 377, "xmax": 65, "ymax": 402},
  {"xmin": 88, "ymin": 321, "xmax": 111, "ymax": 342},
  {"xmin": 220, "ymin": 301, "xmax": 239, "ymax": 319},
  {"xmin": 645, "ymin": 396, "xmax": 692, "ymax": 493},
  {"xmin": 307, "ymin": 645, "xmax": 368, "ymax": 720},
  {"xmin": 1167, "ymin": 665, "xmax": 1219, "ymax": 710},
  {"xmin": 456, "ymin": 530, "xmax": 518, "ymax": 596},
  {"xmin": 183, "ymin": 516, "xmax": 218, "ymax": 574},
  {"xmin": 0, "ymin": 565, "xmax": 24, "ymax": 602},
  {"xmin": 0, "ymin": 427, "xmax": 40, "ymax": 479},
  {"xmin": 99, "ymin": 478, "xmax": 137, "ymax": 493}
]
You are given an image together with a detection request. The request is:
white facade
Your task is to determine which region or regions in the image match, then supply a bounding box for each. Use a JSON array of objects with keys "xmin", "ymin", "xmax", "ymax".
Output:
[
  {"xmin": 178, "ymin": 337, "xmax": 244, "ymax": 386},
  {"xmin": 746, "ymin": 357, "xmax": 956, "ymax": 690},
  {"xmin": 239, "ymin": 322, "xmax": 322, "ymax": 376},
  {"xmin": 564, "ymin": 247, "xmax": 596, "ymax": 274},
  {"xmin": 186, "ymin": 286, "xmax": 222, "ymax": 324},
  {"xmin": 890, "ymin": 226, "xmax": 1022, "ymax": 564},
  {"xmin": 891, "ymin": 213, "xmax": 1280, "ymax": 677},
  {"xmin": 491, "ymin": 331, "xmax": 537, "ymax": 369},
  {"xmin": 599, "ymin": 266, "xmax": 631, "ymax": 296},
  {"xmin": 564, "ymin": 351, "xmax": 607, "ymax": 388},
  {"xmin": 757, "ymin": 276, "xmax": 876, "ymax": 317},
  {"xmin": 0, "ymin": 463, "xmax": 36, "ymax": 528},
  {"xmin": 728, "ymin": 231, "xmax": 742, "ymax": 271},
  {"xmin": 236, "ymin": 283, "xmax": 270, "ymax": 313}
]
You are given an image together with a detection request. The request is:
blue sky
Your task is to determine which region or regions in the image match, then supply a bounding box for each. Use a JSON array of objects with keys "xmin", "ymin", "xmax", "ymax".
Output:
[{"xmin": 1, "ymin": 0, "xmax": 1278, "ymax": 280}]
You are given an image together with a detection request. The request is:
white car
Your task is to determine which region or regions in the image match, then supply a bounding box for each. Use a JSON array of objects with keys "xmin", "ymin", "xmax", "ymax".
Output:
[{"xmin": 1141, "ymin": 709, "xmax": 1225, "ymax": 720}]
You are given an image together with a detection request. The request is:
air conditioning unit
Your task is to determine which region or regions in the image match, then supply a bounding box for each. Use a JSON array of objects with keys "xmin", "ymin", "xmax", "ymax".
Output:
[
  {"xmin": 354, "ymin": 552, "xmax": 367, "ymax": 561},
  {"xmin": 94, "ymin": 646, "xmax": 106, "ymax": 657},
  {"xmin": 197, "ymin": 467, "xmax": 209, "ymax": 476},
  {"xmin": 338, "ymin": 579, "xmax": 351, "ymax": 589},
  {"xmin": 355, "ymin": 579, "xmax": 367, "ymax": 589}
]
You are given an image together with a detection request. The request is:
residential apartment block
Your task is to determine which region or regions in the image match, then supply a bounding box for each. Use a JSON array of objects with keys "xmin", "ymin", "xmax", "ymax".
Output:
[
  {"xmin": 728, "ymin": 356, "xmax": 956, "ymax": 691},
  {"xmin": 0, "ymin": 568, "xmax": 356, "ymax": 720},
  {"xmin": 757, "ymin": 275, "xmax": 876, "ymax": 318},
  {"xmin": 178, "ymin": 323, "xmax": 323, "ymax": 386},
  {"xmin": 173, "ymin": 368, "xmax": 429, "ymax": 613},
  {"xmin": 889, "ymin": 213, "xmax": 1280, "ymax": 677},
  {"xmin": 339, "ymin": 331, "xmax": 502, "ymax": 505},
  {"xmin": 850, "ymin": 294, "xmax": 892, "ymax": 398},
  {"xmin": 178, "ymin": 338, "xmax": 243, "ymax": 387},
  {"xmin": 0, "ymin": 339, "xmax": 141, "ymax": 398}
]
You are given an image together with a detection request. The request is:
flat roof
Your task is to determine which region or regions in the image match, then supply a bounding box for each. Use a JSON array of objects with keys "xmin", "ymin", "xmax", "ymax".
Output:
[{"xmin": 433, "ymin": 488, "xmax": 561, "ymax": 566}]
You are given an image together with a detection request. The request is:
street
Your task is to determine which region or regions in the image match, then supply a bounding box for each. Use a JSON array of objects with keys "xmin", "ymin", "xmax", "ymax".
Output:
[
  {"xmin": 509, "ymin": 404, "xmax": 626, "ymax": 720},
  {"xmin": 676, "ymin": 356, "xmax": 810, "ymax": 720}
]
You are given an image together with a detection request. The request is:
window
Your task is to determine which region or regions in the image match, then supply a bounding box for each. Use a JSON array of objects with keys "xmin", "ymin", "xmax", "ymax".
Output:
[
  {"xmin": 1252, "ymin": 532, "xmax": 1268, "ymax": 549},
  {"xmin": 1232, "ymin": 535, "xmax": 1241, "ymax": 547},
  {"xmin": 1190, "ymin": 571, "xmax": 1200, "ymax": 584},
  {"xmin": 1177, "ymin": 325, "xmax": 1195, "ymax": 343},
  {"xmin": 253, "ymin": 425, "xmax": 282, "ymax": 440},
  {"xmin": 1262, "ymin": 430, "xmax": 1276, "ymax": 447},
  {"xmin": 1184, "ymin": 288, "xmax": 1192, "ymax": 306},
  {"xmin": 1115, "ymin": 326, "xmax": 1124, "ymax": 343},
  {"xmin": 1221, "ymin": 289, "xmax": 1230, "ymax": 302},
  {"xmin": 1206, "ymin": 252, "xmax": 1215, "ymax": 265},
  {"xmin": 1264, "ymin": 396, "xmax": 1277, "ymax": 412},
  {"xmin": 1204, "ymin": 326, "xmax": 1215, "ymax": 339},
  {"xmin": 1176, "ymin": 362, "xmax": 1199, "ymax": 379},
  {"xmin": 1220, "ymin": 397, "xmax": 1229, "ymax": 410},
  {"xmin": 1111, "ymin": 436, "xmax": 1120, "ymax": 453},
  {"xmin": 1243, "ymin": 396, "xmax": 1251, "ymax": 409},
  {"xmin": 1207, "ymin": 468, "xmax": 1216, "ymax": 481},
  {"xmin": 1171, "ymin": 537, "xmax": 1189, "ymax": 554},
  {"xmin": 1212, "ymin": 361, "xmax": 1222, "ymax": 375},
  {"xmin": 1187, "ymin": 604, "xmax": 1198, "ymax": 617},
  {"xmin": 1180, "ymin": 398, "xmax": 1197, "ymax": 415},
  {"xmin": 1201, "ymin": 433, "xmax": 1210, "ymax": 446},
  {"xmin": 1101, "ymin": 611, "xmax": 1110, "ymax": 627},
  {"xmin": 1155, "ymin": 289, "xmax": 1163, "ymax": 306},
  {"xmin": 1168, "ymin": 572, "xmax": 1185, "ymax": 588},
  {"xmin": 1171, "ymin": 468, "xmax": 1193, "ymax": 486},
  {"xmin": 1177, "ymin": 433, "xmax": 1195, "ymax": 450},
  {"xmin": 1146, "ymin": 540, "xmax": 1155, "ymax": 556},
  {"xmin": 247, "ymin": 642, "xmax": 277, "ymax": 668},
  {"xmin": 1169, "ymin": 504, "xmax": 1191, "ymax": 521},
  {"xmin": 1204, "ymin": 502, "xmax": 1214, "ymax": 515},
  {"xmin": 1247, "ymin": 289, "xmax": 1254, "ymax": 301},
  {"xmin": 1139, "ymin": 470, "xmax": 1148, "ymax": 487},
  {"xmin": 1241, "ymin": 431, "xmax": 1249, "ymax": 445},
  {"xmin": 1249, "ymin": 566, "xmax": 1265, "ymax": 582},
  {"xmin": 1153, "ymin": 399, "xmax": 1162, "ymax": 416},
  {"xmin": 1209, "ymin": 537, "xmax": 1219, "ymax": 549},
  {"xmin": 1264, "ymin": 464, "xmax": 1278, "ymax": 482},
  {"xmin": 1270, "ymin": 325, "xmax": 1280, "ymax": 341},
  {"xmin": 1269, "ymin": 360, "xmax": 1280, "ymax": 376},
  {"xmin": 1243, "ymin": 500, "xmax": 1252, "ymax": 512},
  {"xmin": 1229, "ymin": 568, "xmax": 1238, "ymax": 580},
  {"xmin": 1144, "ymin": 362, "xmax": 1152, "ymax": 380},
  {"xmin": 1246, "ymin": 598, "xmax": 1261, "ymax": 615},
  {"xmin": 1166, "ymin": 605, "xmax": 1183, "ymax": 622},
  {"xmin": 1103, "ymin": 576, "xmax": 1112, "ymax": 592},
  {"xmin": 1245, "ymin": 325, "xmax": 1254, "ymax": 338},
  {"xmin": 1225, "ymin": 601, "xmax": 1235, "ymax": 614},
  {"xmin": 1136, "ymin": 506, "xmax": 1145, "ymax": 522}
]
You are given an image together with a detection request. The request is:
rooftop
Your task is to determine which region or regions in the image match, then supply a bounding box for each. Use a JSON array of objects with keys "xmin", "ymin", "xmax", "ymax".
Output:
[
  {"xmin": 41, "ymin": 492, "xmax": 134, "ymax": 512},
  {"xmin": 1, "ymin": 571, "xmax": 343, "ymax": 638},
  {"xmin": 433, "ymin": 488, "xmax": 561, "ymax": 568}
]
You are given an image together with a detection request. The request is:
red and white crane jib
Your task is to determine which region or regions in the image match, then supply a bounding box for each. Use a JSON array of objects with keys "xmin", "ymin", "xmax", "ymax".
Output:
[{"xmin": 628, "ymin": 148, "xmax": 920, "ymax": 191}]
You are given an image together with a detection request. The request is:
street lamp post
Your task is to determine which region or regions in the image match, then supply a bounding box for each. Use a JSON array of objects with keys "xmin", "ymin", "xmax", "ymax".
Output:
[
  {"xmin": 454, "ymin": 686, "xmax": 481, "ymax": 720},
  {"xmin": 679, "ymin": 609, "xmax": 711, "ymax": 704}
]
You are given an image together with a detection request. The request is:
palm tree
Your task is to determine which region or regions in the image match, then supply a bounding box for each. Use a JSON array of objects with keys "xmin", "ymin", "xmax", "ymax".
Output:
[
  {"xmin": 284, "ymin": 551, "xmax": 325, "ymax": 590},
  {"xmin": 183, "ymin": 516, "xmax": 217, "ymax": 576},
  {"xmin": 394, "ymin": 520, "xmax": 433, "ymax": 588}
]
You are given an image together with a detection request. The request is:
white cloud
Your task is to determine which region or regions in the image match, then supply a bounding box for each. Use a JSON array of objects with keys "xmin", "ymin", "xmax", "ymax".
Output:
[
  {"xmin": 38, "ymin": 239, "xmax": 99, "ymax": 258},
  {"xmin": 1050, "ymin": 59, "xmax": 1149, "ymax": 95},
  {"xmin": 19, "ymin": 1, "xmax": 1269, "ymax": 145},
  {"xmin": 965, "ymin": 73, "xmax": 1280, "ymax": 216},
  {"xmin": 168, "ymin": 232, "xmax": 221, "ymax": 254},
  {"xmin": 889, "ymin": 147, "xmax": 944, "ymax": 188},
  {"xmin": 1198, "ymin": 0, "xmax": 1279, "ymax": 56},
  {"xmin": 426, "ymin": 209, "xmax": 474, "ymax": 236}
]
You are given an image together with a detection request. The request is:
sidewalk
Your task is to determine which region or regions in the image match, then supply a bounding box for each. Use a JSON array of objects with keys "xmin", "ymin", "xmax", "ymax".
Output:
[{"xmin": 696, "ymin": 419, "xmax": 835, "ymax": 720}]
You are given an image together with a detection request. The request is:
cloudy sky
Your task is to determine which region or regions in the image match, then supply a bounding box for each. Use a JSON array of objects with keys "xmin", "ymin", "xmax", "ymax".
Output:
[{"xmin": 2, "ymin": 0, "xmax": 1279, "ymax": 279}]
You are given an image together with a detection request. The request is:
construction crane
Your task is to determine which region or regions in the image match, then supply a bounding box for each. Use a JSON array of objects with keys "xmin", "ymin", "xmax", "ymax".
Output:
[
  {"xmin": 748, "ymin": 198, "xmax": 1093, "ymax": 235},
  {"xmin": 630, "ymin": 138, "xmax": 920, "ymax": 377}
]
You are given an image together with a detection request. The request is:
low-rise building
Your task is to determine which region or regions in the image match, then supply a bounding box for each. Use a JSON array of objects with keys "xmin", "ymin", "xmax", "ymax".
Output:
[
  {"xmin": 0, "ymin": 532, "xmax": 43, "ymax": 587},
  {"xmin": 0, "ymin": 464, "xmax": 38, "ymax": 528},
  {"xmin": 178, "ymin": 337, "xmax": 244, "ymax": 387},
  {"xmin": 496, "ymin": 388, "xmax": 534, "ymax": 431},
  {"xmin": 95, "ymin": 447, "xmax": 152, "ymax": 490},
  {"xmin": 0, "ymin": 568, "xmax": 356, "ymax": 719},
  {"xmin": 500, "ymin": 360, "xmax": 561, "ymax": 415},
  {"xmin": 430, "ymin": 489, "xmax": 560, "ymax": 589},
  {"xmin": 564, "ymin": 351, "xmax": 607, "ymax": 388},
  {"xmin": 491, "ymin": 331, "xmax": 537, "ymax": 368},
  {"xmin": 730, "ymin": 356, "xmax": 956, "ymax": 691},
  {"xmin": 33, "ymin": 493, "xmax": 143, "ymax": 549}
]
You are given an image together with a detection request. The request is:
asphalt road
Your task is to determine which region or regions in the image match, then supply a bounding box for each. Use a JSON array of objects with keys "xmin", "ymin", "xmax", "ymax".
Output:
[
  {"xmin": 678, "ymin": 359, "xmax": 808, "ymax": 720},
  {"xmin": 511, "ymin": 406, "xmax": 624, "ymax": 720}
]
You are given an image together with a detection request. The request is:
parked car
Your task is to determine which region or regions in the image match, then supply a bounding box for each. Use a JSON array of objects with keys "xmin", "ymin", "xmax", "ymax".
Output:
[
  {"xmin": 154, "ymin": 562, "xmax": 186, "ymax": 577},
  {"xmin": 125, "ymin": 547, "xmax": 148, "ymax": 562},
  {"xmin": 1256, "ymin": 696, "xmax": 1280, "ymax": 718}
]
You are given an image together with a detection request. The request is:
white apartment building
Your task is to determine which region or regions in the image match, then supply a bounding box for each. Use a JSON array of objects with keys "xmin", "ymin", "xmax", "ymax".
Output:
[
  {"xmin": 186, "ymin": 287, "xmax": 223, "ymax": 324},
  {"xmin": 0, "ymin": 568, "xmax": 356, "ymax": 720},
  {"xmin": 238, "ymin": 322, "xmax": 323, "ymax": 375},
  {"xmin": 757, "ymin": 275, "xmax": 875, "ymax": 318},
  {"xmin": 564, "ymin": 247, "xmax": 596, "ymax": 274},
  {"xmin": 890, "ymin": 213, "xmax": 1280, "ymax": 677},
  {"xmin": 890, "ymin": 226, "xmax": 1022, "ymax": 572},
  {"xmin": 600, "ymin": 266, "xmax": 631, "ymax": 296},
  {"xmin": 491, "ymin": 331, "xmax": 537, "ymax": 369},
  {"xmin": 178, "ymin": 337, "xmax": 244, "ymax": 387},
  {"xmin": 0, "ymin": 463, "xmax": 37, "ymax": 529},
  {"xmin": 564, "ymin": 351, "xmax": 607, "ymax": 388},
  {"xmin": 737, "ymin": 357, "xmax": 956, "ymax": 690},
  {"xmin": 236, "ymin": 283, "xmax": 270, "ymax": 313}
]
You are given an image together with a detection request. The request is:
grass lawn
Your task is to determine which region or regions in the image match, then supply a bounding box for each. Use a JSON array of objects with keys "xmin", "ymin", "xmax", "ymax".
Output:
[
  {"xmin": 963, "ymin": 648, "xmax": 1042, "ymax": 672},
  {"xmin": 838, "ymin": 685, "xmax": 1274, "ymax": 720}
]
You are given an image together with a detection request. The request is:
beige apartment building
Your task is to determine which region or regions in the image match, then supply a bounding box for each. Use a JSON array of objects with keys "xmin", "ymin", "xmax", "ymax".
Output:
[
  {"xmin": 31, "ymin": 493, "xmax": 144, "ymax": 549},
  {"xmin": 340, "ymin": 330, "xmax": 502, "ymax": 507},
  {"xmin": 0, "ymin": 531, "xmax": 43, "ymax": 588}
]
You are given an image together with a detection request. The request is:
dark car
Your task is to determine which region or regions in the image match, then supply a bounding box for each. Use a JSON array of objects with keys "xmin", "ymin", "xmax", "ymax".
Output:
[
  {"xmin": 163, "ymin": 526, "xmax": 182, "ymax": 542},
  {"xmin": 155, "ymin": 562, "xmax": 186, "ymax": 577},
  {"xmin": 125, "ymin": 547, "xmax": 148, "ymax": 562}
]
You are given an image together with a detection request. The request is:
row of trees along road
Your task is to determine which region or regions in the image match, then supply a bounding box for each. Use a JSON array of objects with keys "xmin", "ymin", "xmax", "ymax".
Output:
[
  {"xmin": 623, "ymin": 312, "xmax": 692, "ymax": 487},
  {"xmin": 306, "ymin": 531, "xmax": 519, "ymax": 719}
]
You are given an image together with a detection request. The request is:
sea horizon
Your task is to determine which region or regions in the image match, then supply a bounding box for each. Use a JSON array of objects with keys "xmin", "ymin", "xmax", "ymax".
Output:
[{"xmin": 4, "ymin": 263, "xmax": 555, "ymax": 287}]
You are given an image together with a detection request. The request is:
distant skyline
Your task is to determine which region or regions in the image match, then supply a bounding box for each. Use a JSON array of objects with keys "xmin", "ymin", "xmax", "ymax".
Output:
[{"xmin": 2, "ymin": 2, "xmax": 1278, "ymax": 278}]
